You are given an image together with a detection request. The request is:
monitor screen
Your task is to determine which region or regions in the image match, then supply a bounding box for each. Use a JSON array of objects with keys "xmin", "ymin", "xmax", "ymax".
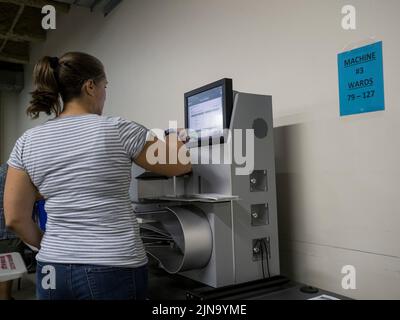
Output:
[
  {"xmin": 187, "ymin": 86, "xmax": 224, "ymax": 139},
  {"xmin": 185, "ymin": 78, "xmax": 233, "ymax": 143}
]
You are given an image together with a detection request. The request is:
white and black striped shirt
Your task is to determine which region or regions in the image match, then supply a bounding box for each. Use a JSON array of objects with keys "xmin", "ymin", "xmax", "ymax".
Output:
[{"xmin": 7, "ymin": 114, "xmax": 148, "ymax": 267}]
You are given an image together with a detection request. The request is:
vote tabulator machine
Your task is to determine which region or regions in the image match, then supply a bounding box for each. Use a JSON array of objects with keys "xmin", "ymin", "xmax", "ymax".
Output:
[{"xmin": 130, "ymin": 78, "xmax": 280, "ymax": 289}]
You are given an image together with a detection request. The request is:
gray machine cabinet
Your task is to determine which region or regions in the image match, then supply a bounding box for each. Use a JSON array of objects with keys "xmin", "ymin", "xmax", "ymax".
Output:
[
  {"xmin": 133, "ymin": 91, "xmax": 280, "ymax": 288},
  {"xmin": 229, "ymin": 93, "xmax": 280, "ymax": 284}
]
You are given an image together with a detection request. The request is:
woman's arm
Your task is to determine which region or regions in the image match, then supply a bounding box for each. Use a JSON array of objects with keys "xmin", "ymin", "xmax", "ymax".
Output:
[
  {"xmin": 4, "ymin": 167, "xmax": 43, "ymax": 249},
  {"xmin": 134, "ymin": 131, "xmax": 192, "ymax": 177}
]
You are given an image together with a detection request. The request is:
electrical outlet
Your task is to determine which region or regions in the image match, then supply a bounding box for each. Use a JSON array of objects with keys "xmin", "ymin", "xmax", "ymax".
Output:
[
  {"xmin": 252, "ymin": 237, "xmax": 271, "ymax": 261},
  {"xmin": 250, "ymin": 170, "xmax": 268, "ymax": 192},
  {"xmin": 251, "ymin": 204, "xmax": 269, "ymax": 226}
]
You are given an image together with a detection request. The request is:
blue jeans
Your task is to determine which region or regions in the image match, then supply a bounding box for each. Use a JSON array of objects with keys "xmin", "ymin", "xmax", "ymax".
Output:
[{"xmin": 36, "ymin": 261, "xmax": 148, "ymax": 300}]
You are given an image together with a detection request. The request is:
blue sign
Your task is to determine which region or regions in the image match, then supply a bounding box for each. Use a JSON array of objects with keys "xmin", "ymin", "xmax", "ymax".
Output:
[{"xmin": 338, "ymin": 41, "xmax": 385, "ymax": 116}]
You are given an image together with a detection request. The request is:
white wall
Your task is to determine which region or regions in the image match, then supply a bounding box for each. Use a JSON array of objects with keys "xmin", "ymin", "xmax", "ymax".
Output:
[{"xmin": 2, "ymin": 0, "xmax": 400, "ymax": 299}]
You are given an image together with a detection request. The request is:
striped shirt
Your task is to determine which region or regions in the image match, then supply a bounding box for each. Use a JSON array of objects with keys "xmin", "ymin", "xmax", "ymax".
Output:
[{"xmin": 7, "ymin": 114, "xmax": 149, "ymax": 268}]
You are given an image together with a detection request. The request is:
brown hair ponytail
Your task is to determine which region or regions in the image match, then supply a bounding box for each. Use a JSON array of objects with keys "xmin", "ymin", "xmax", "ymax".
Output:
[
  {"xmin": 27, "ymin": 52, "xmax": 105, "ymax": 119},
  {"xmin": 27, "ymin": 56, "xmax": 61, "ymax": 119}
]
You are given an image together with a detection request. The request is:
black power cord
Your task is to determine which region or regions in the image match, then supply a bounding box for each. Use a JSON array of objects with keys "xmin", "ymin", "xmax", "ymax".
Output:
[
  {"xmin": 256, "ymin": 240, "xmax": 266, "ymax": 279},
  {"xmin": 261, "ymin": 238, "xmax": 271, "ymax": 278},
  {"xmin": 255, "ymin": 238, "xmax": 272, "ymax": 279}
]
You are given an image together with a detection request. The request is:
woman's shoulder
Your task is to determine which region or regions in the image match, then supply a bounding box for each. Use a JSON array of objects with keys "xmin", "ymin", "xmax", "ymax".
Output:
[
  {"xmin": 101, "ymin": 115, "xmax": 134, "ymax": 124},
  {"xmin": 16, "ymin": 121, "xmax": 52, "ymax": 142},
  {"xmin": 101, "ymin": 115, "xmax": 147, "ymax": 130},
  {"xmin": 17, "ymin": 115, "xmax": 146, "ymax": 141},
  {"xmin": 101, "ymin": 115, "xmax": 124, "ymax": 124}
]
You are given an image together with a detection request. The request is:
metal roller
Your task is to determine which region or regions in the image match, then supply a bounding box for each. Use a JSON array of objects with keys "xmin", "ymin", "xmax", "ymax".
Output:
[{"xmin": 143, "ymin": 205, "xmax": 213, "ymax": 274}]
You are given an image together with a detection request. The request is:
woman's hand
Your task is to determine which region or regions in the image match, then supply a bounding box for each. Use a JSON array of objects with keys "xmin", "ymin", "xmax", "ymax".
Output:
[{"xmin": 176, "ymin": 128, "xmax": 190, "ymax": 144}]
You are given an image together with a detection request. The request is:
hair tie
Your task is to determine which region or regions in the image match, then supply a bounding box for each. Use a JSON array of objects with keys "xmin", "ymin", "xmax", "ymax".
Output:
[{"xmin": 49, "ymin": 57, "xmax": 59, "ymax": 69}]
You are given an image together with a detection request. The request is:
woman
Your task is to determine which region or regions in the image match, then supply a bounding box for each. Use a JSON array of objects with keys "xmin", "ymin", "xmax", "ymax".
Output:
[{"xmin": 3, "ymin": 52, "xmax": 191, "ymax": 300}]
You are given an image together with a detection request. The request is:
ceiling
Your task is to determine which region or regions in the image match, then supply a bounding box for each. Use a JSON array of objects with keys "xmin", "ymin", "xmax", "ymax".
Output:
[
  {"xmin": 0, "ymin": 0, "xmax": 122, "ymax": 91},
  {"xmin": 54, "ymin": 0, "xmax": 122, "ymax": 16}
]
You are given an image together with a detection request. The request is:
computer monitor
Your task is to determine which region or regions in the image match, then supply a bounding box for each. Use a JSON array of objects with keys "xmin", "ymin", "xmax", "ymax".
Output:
[{"xmin": 184, "ymin": 78, "xmax": 233, "ymax": 143}]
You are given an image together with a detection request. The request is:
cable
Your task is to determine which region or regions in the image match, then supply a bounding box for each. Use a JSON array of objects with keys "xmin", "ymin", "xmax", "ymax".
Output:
[
  {"xmin": 261, "ymin": 238, "xmax": 271, "ymax": 278},
  {"xmin": 255, "ymin": 239, "xmax": 266, "ymax": 279},
  {"xmin": 258, "ymin": 240, "xmax": 265, "ymax": 279}
]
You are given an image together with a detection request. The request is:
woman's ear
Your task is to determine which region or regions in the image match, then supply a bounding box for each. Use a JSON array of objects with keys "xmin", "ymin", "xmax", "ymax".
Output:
[{"xmin": 82, "ymin": 79, "xmax": 96, "ymax": 97}]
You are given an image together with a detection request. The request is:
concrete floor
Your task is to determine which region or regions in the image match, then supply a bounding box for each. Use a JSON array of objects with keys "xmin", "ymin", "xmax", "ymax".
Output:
[{"xmin": 12, "ymin": 273, "xmax": 36, "ymax": 300}]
